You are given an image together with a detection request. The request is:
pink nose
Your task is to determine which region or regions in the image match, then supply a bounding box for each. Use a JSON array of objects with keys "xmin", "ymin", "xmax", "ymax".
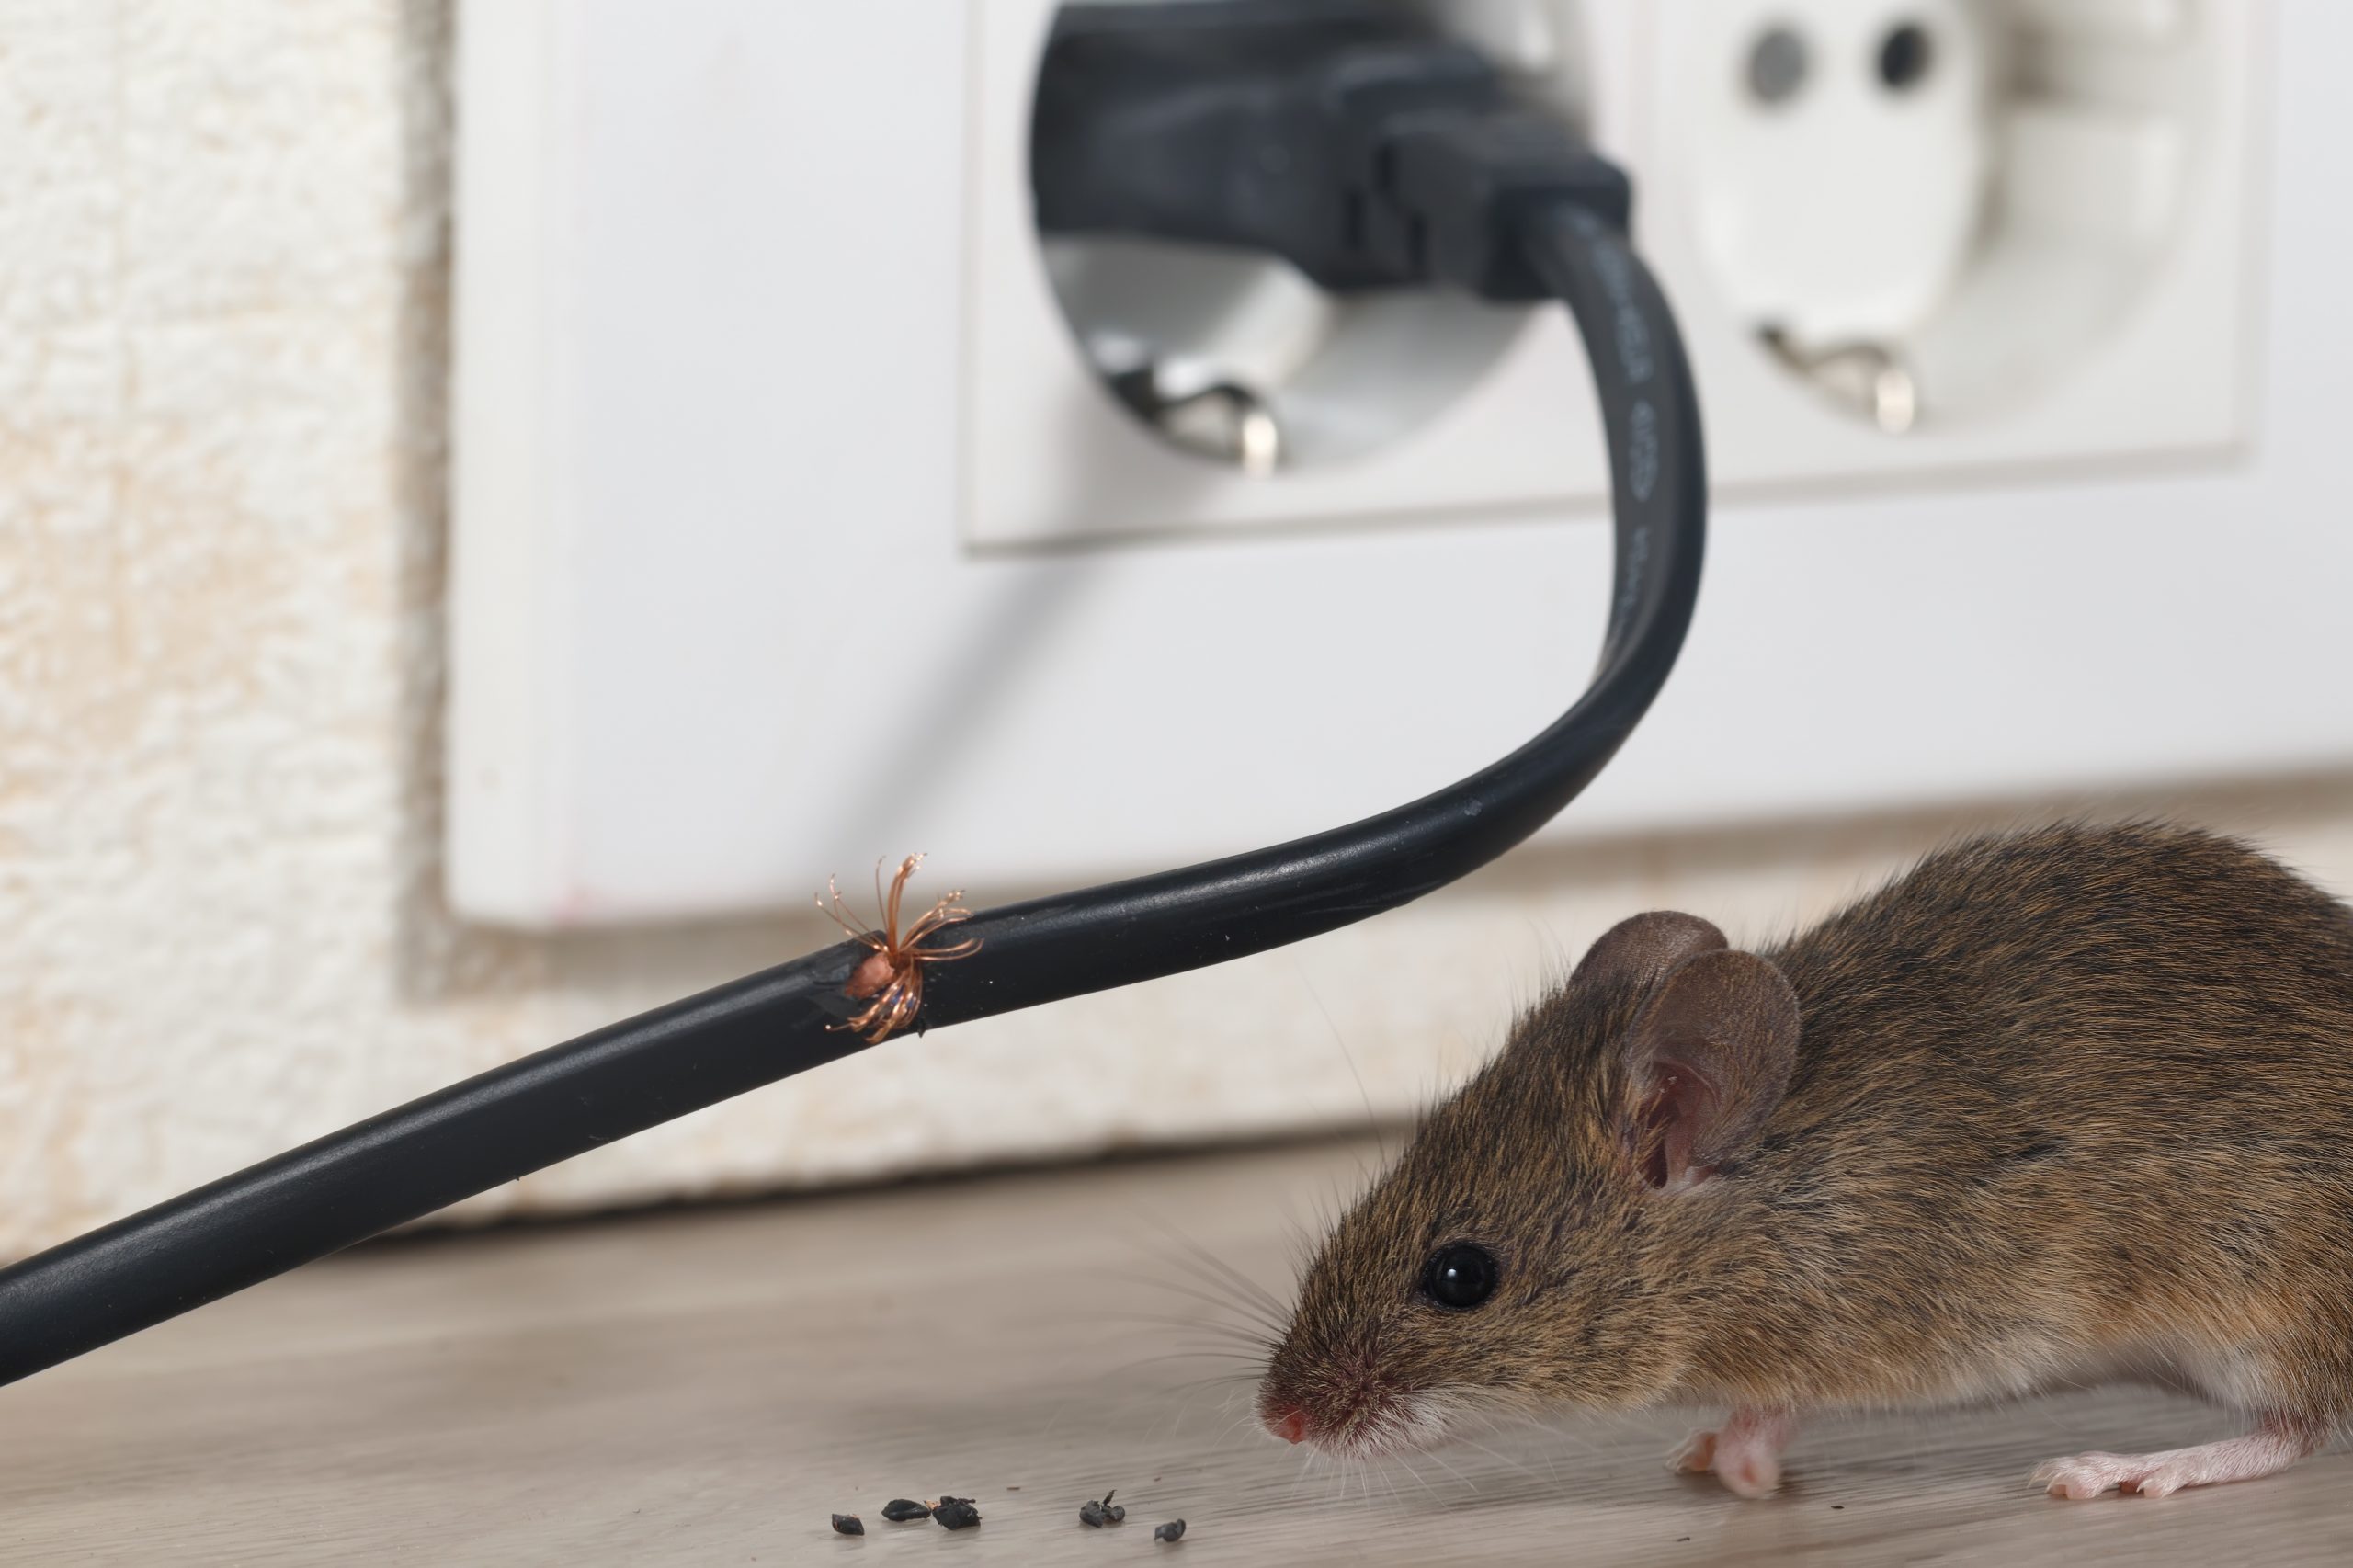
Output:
[{"xmin": 1268, "ymin": 1406, "xmax": 1308, "ymax": 1445}]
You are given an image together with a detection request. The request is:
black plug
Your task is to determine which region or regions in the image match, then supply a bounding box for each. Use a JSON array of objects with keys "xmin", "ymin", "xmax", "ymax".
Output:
[{"xmin": 1030, "ymin": 0, "xmax": 1630, "ymax": 301}]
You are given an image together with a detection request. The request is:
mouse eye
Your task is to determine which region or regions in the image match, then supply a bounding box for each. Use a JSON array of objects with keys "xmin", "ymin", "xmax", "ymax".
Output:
[{"xmin": 1419, "ymin": 1243, "xmax": 1500, "ymax": 1311}]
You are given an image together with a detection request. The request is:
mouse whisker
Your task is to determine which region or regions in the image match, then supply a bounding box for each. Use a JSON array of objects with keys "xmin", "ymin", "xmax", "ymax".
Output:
[
  {"xmin": 1084, "ymin": 1307, "xmax": 1279, "ymax": 1344},
  {"xmin": 1122, "ymin": 1207, "xmax": 1294, "ymax": 1311},
  {"xmin": 1105, "ymin": 1254, "xmax": 1289, "ymax": 1315},
  {"xmin": 1414, "ymin": 1443, "xmax": 1482, "ymax": 1497},
  {"xmin": 1101, "ymin": 1271, "xmax": 1290, "ymax": 1337},
  {"xmin": 1290, "ymin": 955, "xmax": 1394, "ymax": 1167},
  {"xmin": 1445, "ymin": 1431, "xmax": 1551, "ymax": 1487}
]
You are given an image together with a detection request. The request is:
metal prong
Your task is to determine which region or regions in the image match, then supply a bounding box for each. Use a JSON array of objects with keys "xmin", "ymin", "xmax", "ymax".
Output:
[
  {"xmin": 1107, "ymin": 366, "xmax": 1286, "ymax": 474},
  {"xmin": 1758, "ymin": 326, "xmax": 1920, "ymax": 435}
]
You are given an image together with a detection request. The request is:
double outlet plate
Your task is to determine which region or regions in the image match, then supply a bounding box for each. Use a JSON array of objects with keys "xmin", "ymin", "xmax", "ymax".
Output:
[
  {"xmin": 972, "ymin": 0, "xmax": 2254, "ymax": 544},
  {"xmin": 449, "ymin": 0, "xmax": 2347, "ymax": 929}
]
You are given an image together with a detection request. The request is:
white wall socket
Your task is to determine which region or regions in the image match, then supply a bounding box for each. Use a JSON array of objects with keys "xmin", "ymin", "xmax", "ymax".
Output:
[
  {"xmin": 450, "ymin": 0, "xmax": 2351, "ymax": 930},
  {"xmin": 969, "ymin": 0, "xmax": 1616, "ymax": 546},
  {"xmin": 973, "ymin": 0, "xmax": 2255, "ymax": 543}
]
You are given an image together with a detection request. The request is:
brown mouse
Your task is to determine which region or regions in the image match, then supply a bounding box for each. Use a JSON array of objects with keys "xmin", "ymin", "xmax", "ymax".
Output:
[{"xmin": 1256, "ymin": 822, "xmax": 2353, "ymax": 1501}]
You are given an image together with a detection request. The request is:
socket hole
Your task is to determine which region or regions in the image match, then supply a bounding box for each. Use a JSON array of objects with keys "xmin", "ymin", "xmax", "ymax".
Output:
[
  {"xmin": 1693, "ymin": 0, "xmax": 2218, "ymax": 432},
  {"xmin": 1876, "ymin": 22, "xmax": 1933, "ymax": 92},
  {"xmin": 1030, "ymin": 0, "xmax": 1594, "ymax": 474},
  {"xmin": 1745, "ymin": 25, "xmax": 1810, "ymax": 106}
]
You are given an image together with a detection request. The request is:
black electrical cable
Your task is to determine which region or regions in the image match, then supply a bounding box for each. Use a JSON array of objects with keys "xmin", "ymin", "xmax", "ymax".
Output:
[{"xmin": 0, "ymin": 150, "xmax": 1704, "ymax": 1394}]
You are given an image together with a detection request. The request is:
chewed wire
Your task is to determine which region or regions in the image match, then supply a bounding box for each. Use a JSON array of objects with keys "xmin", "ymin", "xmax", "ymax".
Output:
[{"xmin": 816, "ymin": 853, "xmax": 983, "ymax": 1042}]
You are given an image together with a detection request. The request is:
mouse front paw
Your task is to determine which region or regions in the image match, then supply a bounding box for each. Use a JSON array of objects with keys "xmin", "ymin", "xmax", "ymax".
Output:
[
  {"xmin": 1668, "ymin": 1409, "xmax": 1792, "ymax": 1498},
  {"xmin": 1668, "ymin": 1427, "xmax": 1717, "ymax": 1475}
]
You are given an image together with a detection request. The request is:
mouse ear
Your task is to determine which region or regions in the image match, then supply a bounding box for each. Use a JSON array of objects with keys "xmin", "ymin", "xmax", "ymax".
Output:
[
  {"xmin": 1572, "ymin": 912, "xmax": 1727, "ymax": 999},
  {"xmin": 1622, "ymin": 949, "xmax": 1799, "ymax": 1192}
]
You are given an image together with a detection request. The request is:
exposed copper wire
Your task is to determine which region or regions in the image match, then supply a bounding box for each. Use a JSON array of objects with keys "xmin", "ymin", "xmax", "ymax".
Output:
[{"xmin": 814, "ymin": 853, "xmax": 982, "ymax": 1042}]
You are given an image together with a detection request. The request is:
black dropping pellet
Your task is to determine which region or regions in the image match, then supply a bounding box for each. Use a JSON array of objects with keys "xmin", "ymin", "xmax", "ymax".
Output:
[
  {"xmin": 830, "ymin": 1514, "xmax": 864, "ymax": 1536},
  {"xmin": 1154, "ymin": 1519, "xmax": 1187, "ymax": 1543},
  {"xmin": 881, "ymin": 1499, "xmax": 930, "ymax": 1523},
  {"xmin": 1079, "ymin": 1501, "xmax": 1108, "ymax": 1528},
  {"xmin": 933, "ymin": 1498, "xmax": 982, "ymax": 1530}
]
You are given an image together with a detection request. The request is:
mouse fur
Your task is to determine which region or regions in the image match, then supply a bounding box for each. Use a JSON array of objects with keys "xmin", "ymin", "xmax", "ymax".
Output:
[{"xmin": 1256, "ymin": 821, "xmax": 2353, "ymax": 1499}]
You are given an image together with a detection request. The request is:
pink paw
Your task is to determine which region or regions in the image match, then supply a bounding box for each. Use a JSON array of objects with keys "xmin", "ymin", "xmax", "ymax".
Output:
[
  {"xmin": 2033, "ymin": 1452, "xmax": 2167, "ymax": 1501},
  {"xmin": 1668, "ymin": 1428, "xmax": 1716, "ymax": 1475},
  {"xmin": 1716, "ymin": 1443, "xmax": 1785, "ymax": 1499},
  {"xmin": 1669, "ymin": 1424, "xmax": 1783, "ymax": 1498},
  {"xmin": 2033, "ymin": 1421, "xmax": 2323, "ymax": 1501}
]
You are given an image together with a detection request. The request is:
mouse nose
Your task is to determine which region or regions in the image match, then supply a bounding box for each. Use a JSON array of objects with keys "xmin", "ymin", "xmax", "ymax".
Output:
[{"xmin": 1267, "ymin": 1406, "xmax": 1308, "ymax": 1445}]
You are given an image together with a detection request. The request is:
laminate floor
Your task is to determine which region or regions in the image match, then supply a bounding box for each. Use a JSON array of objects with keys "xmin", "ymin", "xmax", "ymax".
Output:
[{"xmin": 5, "ymin": 1136, "xmax": 2349, "ymax": 1564}]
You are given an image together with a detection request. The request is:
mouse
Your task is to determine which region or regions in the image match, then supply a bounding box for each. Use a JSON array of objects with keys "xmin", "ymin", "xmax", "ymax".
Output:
[{"xmin": 1256, "ymin": 821, "xmax": 2353, "ymax": 1502}]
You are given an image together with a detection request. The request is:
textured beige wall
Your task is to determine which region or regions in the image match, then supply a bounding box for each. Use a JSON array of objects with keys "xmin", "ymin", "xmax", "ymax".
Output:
[{"xmin": 3, "ymin": 2, "xmax": 2350, "ymax": 1264}]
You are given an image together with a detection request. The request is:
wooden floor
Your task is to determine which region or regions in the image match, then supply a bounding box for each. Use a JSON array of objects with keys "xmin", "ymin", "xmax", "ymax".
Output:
[{"xmin": 5, "ymin": 1136, "xmax": 2352, "ymax": 1564}]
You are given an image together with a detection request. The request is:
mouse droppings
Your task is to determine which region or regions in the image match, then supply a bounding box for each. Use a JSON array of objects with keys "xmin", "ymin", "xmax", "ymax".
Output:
[
  {"xmin": 1831, "ymin": 1504, "xmax": 1846, "ymax": 1510},
  {"xmin": 1078, "ymin": 1488, "xmax": 1126, "ymax": 1527},
  {"xmin": 830, "ymin": 1515, "xmax": 864, "ymax": 1536},
  {"xmin": 1154, "ymin": 1519, "xmax": 1187, "ymax": 1543},
  {"xmin": 880, "ymin": 1499, "xmax": 930, "ymax": 1523},
  {"xmin": 933, "ymin": 1497, "xmax": 982, "ymax": 1530}
]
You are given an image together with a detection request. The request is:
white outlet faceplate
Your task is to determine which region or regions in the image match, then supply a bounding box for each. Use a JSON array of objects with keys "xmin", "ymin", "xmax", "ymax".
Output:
[
  {"xmin": 971, "ymin": 0, "xmax": 2257, "ymax": 543},
  {"xmin": 449, "ymin": 0, "xmax": 2351, "ymax": 930}
]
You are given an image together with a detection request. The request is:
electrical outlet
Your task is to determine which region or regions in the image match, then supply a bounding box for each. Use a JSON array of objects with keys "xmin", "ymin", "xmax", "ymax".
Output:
[
  {"xmin": 973, "ymin": 0, "xmax": 2259, "ymax": 544},
  {"xmin": 449, "ymin": 0, "xmax": 2347, "ymax": 931},
  {"xmin": 1643, "ymin": 0, "xmax": 2258, "ymax": 475},
  {"xmin": 966, "ymin": 0, "xmax": 1618, "ymax": 547}
]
